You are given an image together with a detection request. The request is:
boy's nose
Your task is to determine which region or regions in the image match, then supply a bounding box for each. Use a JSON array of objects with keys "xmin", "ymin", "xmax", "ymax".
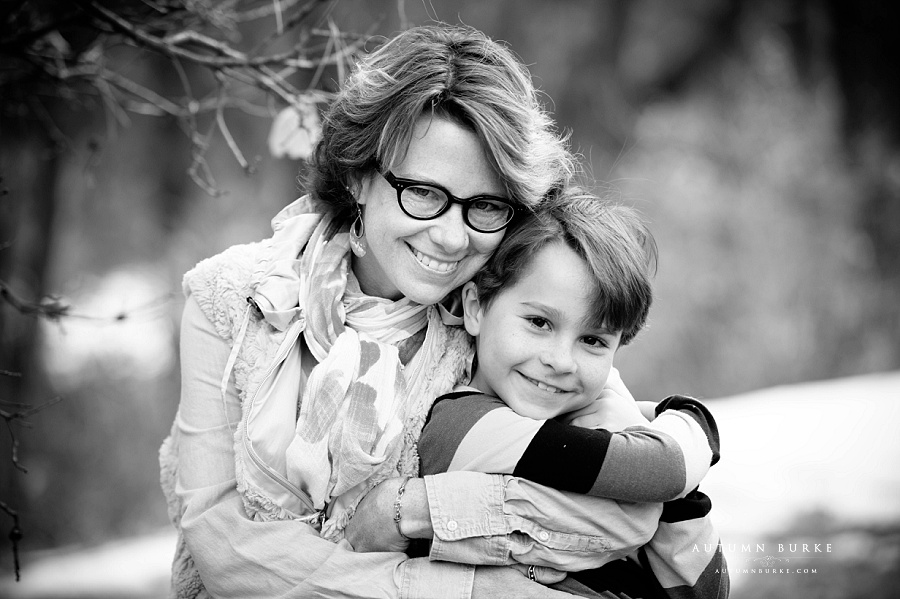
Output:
[{"xmin": 540, "ymin": 340, "xmax": 576, "ymax": 373}]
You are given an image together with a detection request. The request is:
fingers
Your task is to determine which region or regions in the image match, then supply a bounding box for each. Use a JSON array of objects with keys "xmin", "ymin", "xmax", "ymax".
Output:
[
  {"xmin": 473, "ymin": 566, "xmax": 577, "ymax": 598},
  {"xmin": 509, "ymin": 563, "xmax": 568, "ymax": 584}
]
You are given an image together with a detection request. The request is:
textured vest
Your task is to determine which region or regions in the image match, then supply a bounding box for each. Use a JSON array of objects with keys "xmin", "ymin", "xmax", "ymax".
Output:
[{"xmin": 159, "ymin": 239, "xmax": 473, "ymax": 598}]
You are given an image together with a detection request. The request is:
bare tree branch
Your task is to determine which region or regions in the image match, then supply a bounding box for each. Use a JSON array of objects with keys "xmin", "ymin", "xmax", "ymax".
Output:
[
  {"xmin": 0, "ymin": 278, "xmax": 175, "ymax": 323},
  {"xmin": 1, "ymin": 397, "xmax": 64, "ymax": 474},
  {"xmin": 2, "ymin": 0, "xmax": 370, "ymax": 195},
  {"xmin": 0, "ymin": 500, "xmax": 22, "ymax": 581}
]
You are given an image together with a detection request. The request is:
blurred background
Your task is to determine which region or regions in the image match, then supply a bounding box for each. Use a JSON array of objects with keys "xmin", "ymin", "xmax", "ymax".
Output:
[{"xmin": 1, "ymin": 0, "xmax": 898, "ymax": 597}]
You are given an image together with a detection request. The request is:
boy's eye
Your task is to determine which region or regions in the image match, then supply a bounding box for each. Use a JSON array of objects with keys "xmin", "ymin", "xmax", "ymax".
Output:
[
  {"xmin": 527, "ymin": 317, "xmax": 550, "ymax": 330},
  {"xmin": 582, "ymin": 336, "xmax": 609, "ymax": 349}
]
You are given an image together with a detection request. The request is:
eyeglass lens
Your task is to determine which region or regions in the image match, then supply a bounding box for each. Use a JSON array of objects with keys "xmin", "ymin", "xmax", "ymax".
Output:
[{"xmin": 399, "ymin": 184, "xmax": 513, "ymax": 232}]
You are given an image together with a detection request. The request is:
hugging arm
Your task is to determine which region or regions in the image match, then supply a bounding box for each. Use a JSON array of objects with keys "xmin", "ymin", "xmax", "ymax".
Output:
[
  {"xmin": 418, "ymin": 391, "xmax": 728, "ymax": 597},
  {"xmin": 174, "ymin": 297, "xmax": 485, "ymax": 598},
  {"xmin": 175, "ymin": 298, "xmax": 662, "ymax": 596},
  {"xmin": 420, "ymin": 392, "xmax": 720, "ymax": 503}
]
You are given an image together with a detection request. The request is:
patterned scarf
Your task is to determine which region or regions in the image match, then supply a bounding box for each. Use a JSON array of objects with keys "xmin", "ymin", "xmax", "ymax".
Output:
[{"xmin": 278, "ymin": 215, "xmax": 431, "ymax": 539}]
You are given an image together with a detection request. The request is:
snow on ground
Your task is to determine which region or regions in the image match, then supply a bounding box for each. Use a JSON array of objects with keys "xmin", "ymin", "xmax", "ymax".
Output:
[
  {"xmin": 1, "ymin": 372, "xmax": 898, "ymax": 598},
  {"xmin": 703, "ymin": 370, "xmax": 900, "ymax": 543},
  {"xmin": 0, "ymin": 529, "xmax": 174, "ymax": 598}
]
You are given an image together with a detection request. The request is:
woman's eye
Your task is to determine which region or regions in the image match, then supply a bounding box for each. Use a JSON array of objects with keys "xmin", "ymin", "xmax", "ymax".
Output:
[
  {"xmin": 472, "ymin": 199, "xmax": 502, "ymax": 213},
  {"xmin": 408, "ymin": 185, "xmax": 438, "ymax": 200}
]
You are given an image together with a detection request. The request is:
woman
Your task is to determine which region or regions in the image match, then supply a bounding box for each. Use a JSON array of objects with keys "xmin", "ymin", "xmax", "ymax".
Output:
[{"xmin": 160, "ymin": 24, "xmax": 660, "ymax": 598}]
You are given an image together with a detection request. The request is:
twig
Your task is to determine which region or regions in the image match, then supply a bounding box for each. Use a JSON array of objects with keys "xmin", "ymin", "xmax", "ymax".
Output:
[
  {"xmin": 0, "ymin": 501, "xmax": 22, "ymax": 581},
  {"xmin": 102, "ymin": 68, "xmax": 186, "ymax": 117},
  {"xmin": 215, "ymin": 79, "xmax": 254, "ymax": 174},
  {"xmin": 0, "ymin": 395, "xmax": 62, "ymax": 582},
  {"xmin": 234, "ymin": 0, "xmax": 306, "ymax": 22},
  {"xmin": 0, "ymin": 279, "xmax": 70, "ymax": 321},
  {"xmin": 187, "ymin": 120, "xmax": 222, "ymax": 196},
  {"xmin": 79, "ymin": 1, "xmax": 339, "ymax": 69},
  {"xmin": 1, "ymin": 396, "xmax": 63, "ymax": 473},
  {"xmin": 163, "ymin": 30, "xmax": 245, "ymax": 59},
  {"xmin": 0, "ymin": 278, "xmax": 175, "ymax": 323}
]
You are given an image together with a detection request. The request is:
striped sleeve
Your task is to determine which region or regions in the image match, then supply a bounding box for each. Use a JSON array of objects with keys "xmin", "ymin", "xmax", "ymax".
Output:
[
  {"xmin": 639, "ymin": 489, "xmax": 730, "ymax": 599},
  {"xmin": 420, "ymin": 392, "xmax": 546, "ymax": 476},
  {"xmin": 420, "ymin": 393, "xmax": 612, "ymax": 490},
  {"xmin": 420, "ymin": 393, "xmax": 719, "ymax": 503},
  {"xmin": 517, "ymin": 394, "xmax": 720, "ymax": 502}
]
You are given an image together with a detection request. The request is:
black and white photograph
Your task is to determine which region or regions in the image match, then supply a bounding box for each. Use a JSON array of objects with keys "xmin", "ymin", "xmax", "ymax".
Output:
[{"xmin": 2, "ymin": 1, "xmax": 898, "ymax": 597}]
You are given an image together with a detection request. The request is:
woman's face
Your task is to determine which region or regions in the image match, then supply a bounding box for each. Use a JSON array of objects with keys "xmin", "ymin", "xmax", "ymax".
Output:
[{"xmin": 353, "ymin": 116, "xmax": 507, "ymax": 304}]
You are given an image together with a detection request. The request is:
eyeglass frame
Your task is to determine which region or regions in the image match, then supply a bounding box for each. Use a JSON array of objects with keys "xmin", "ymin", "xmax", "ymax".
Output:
[{"xmin": 379, "ymin": 171, "xmax": 519, "ymax": 233}]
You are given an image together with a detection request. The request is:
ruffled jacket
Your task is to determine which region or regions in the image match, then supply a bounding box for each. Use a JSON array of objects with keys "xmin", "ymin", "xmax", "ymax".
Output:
[{"xmin": 159, "ymin": 198, "xmax": 474, "ymax": 598}]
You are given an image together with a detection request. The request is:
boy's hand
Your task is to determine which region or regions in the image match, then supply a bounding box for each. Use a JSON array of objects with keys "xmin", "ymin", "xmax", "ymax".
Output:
[
  {"xmin": 561, "ymin": 387, "xmax": 649, "ymax": 431},
  {"xmin": 604, "ymin": 367, "xmax": 635, "ymax": 402}
]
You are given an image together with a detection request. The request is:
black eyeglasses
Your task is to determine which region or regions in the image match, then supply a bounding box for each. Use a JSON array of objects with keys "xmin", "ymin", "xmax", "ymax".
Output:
[{"xmin": 379, "ymin": 171, "xmax": 518, "ymax": 233}]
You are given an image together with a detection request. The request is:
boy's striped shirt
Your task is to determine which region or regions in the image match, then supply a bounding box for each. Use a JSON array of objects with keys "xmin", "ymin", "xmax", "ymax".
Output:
[{"xmin": 419, "ymin": 391, "xmax": 728, "ymax": 599}]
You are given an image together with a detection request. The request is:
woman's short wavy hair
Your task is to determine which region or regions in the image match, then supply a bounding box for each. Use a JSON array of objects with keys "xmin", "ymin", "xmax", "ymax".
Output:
[
  {"xmin": 304, "ymin": 23, "xmax": 574, "ymax": 223},
  {"xmin": 472, "ymin": 187, "xmax": 658, "ymax": 346}
]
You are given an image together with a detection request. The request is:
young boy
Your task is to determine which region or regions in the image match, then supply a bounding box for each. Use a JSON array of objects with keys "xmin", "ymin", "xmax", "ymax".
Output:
[{"xmin": 418, "ymin": 189, "xmax": 728, "ymax": 598}]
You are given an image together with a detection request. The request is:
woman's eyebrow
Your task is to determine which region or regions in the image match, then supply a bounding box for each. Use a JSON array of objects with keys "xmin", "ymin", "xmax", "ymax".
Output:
[{"xmin": 394, "ymin": 171, "xmax": 508, "ymax": 199}]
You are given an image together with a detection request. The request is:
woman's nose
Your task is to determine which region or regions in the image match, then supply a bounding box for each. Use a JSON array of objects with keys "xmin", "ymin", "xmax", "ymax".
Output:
[{"xmin": 429, "ymin": 204, "xmax": 469, "ymax": 253}]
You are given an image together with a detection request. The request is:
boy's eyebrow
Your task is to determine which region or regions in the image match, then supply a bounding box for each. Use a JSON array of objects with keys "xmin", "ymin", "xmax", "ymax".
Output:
[
  {"xmin": 520, "ymin": 301, "xmax": 564, "ymax": 323},
  {"xmin": 520, "ymin": 301, "xmax": 615, "ymax": 334}
]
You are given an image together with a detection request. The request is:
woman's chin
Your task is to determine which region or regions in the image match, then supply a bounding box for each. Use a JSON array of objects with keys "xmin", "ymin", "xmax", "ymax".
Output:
[{"xmin": 400, "ymin": 285, "xmax": 454, "ymax": 306}]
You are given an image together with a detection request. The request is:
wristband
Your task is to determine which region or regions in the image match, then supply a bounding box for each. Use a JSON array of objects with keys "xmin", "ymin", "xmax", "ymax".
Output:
[{"xmin": 393, "ymin": 477, "xmax": 411, "ymax": 540}]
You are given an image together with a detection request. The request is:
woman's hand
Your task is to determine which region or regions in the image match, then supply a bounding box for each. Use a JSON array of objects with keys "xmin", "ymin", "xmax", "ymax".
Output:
[
  {"xmin": 345, "ymin": 477, "xmax": 432, "ymax": 553},
  {"xmin": 473, "ymin": 566, "xmax": 575, "ymax": 598}
]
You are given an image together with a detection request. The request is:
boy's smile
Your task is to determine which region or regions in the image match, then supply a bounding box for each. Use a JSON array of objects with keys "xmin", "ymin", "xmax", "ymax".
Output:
[{"xmin": 462, "ymin": 241, "xmax": 623, "ymax": 420}]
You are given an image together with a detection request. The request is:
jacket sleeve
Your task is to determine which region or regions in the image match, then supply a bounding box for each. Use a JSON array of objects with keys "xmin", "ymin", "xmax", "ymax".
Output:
[
  {"xmin": 173, "ymin": 297, "xmax": 476, "ymax": 599},
  {"xmin": 424, "ymin": 471, "xmax": 662, "ymax": 570}
]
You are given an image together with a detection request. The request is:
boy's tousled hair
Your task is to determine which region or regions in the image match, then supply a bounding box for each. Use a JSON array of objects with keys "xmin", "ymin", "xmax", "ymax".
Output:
[
  {"xmin": 304, "ymin": 23, "xmax": 574, "ymax": 223},
  {"xmin": 472, "ymin": 187, "xmax": 658, "ymax": 345}
]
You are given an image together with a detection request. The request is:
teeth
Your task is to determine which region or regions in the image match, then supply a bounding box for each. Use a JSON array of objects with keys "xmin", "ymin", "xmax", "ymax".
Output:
[
  {"xmin": 412, "ymin": 247, "xmax": 459, "ymax": 273},
  {"xmin": 525, "ymin": 375, "xmax": 565, "ymax": 394}
]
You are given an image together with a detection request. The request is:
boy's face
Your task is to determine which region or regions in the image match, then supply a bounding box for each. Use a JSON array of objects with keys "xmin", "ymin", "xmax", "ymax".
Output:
[{"xmin": 462, "ymin": 242, "xmax": 622, "ymax": 420}]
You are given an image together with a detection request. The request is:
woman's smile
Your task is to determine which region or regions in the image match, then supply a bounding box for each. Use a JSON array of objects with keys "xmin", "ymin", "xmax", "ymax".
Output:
[{"xmin": 408, "ymin": 243, "xmax": 460, "ymax": 274}]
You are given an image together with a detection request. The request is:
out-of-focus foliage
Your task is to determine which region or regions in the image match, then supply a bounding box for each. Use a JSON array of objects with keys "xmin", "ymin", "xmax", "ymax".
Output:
[
  {"xmin": 615, "ymin": 26, "xmax": 897, "ymax": 398},
  {"xmin": 1, "ymin": 0, "xmax": 898, "ymax": 585}
]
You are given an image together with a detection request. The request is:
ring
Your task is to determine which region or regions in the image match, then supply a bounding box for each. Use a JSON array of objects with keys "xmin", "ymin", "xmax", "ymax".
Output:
[{"xmin": 527, "ymin": 565, "xmax": 536, "ymax": 581}]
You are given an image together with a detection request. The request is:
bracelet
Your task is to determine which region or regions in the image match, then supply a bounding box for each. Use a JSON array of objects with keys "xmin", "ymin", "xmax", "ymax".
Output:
[{"xmin": 393, "ymin": 477, "xmax": 411, "ymax": 540}]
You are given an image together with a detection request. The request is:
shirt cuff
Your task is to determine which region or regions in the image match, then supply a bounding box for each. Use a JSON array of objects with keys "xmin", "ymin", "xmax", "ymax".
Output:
[
  {"xmin": 397, "ymin": 558, "xmax": 475, "ymax": 599},
  {"xmin": 424, "ymin": 472, "xmax": 510, "ymax": 565}
]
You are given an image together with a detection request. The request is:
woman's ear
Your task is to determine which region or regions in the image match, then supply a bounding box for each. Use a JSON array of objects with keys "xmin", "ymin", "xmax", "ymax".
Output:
[
  {"xmin": 350, "ymin": 173, "xmax": 374, "ymax": 205},
  {"xmin": 461, "ymin": 281, "xmax": 483, "ymax": 337}
]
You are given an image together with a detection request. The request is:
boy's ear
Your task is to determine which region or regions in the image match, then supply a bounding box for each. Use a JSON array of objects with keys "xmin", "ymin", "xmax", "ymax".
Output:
[{"xmin": 461, "ymin": 281, "xmax": 483, "ymax": 337}]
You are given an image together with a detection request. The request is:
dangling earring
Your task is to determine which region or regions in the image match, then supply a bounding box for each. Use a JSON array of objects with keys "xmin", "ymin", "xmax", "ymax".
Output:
[{"xmin": 349, "ymin": 204, "xmax": 367, "ymax": 258}]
